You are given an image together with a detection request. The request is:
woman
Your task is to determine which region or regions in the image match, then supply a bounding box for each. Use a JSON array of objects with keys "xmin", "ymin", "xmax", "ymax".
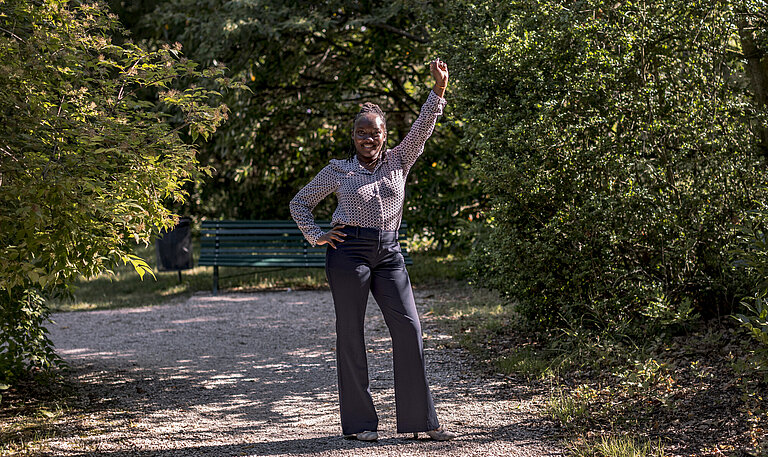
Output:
[{"xmin": 289, "ymin": 58, "xmax": 455, "ymax": 442}]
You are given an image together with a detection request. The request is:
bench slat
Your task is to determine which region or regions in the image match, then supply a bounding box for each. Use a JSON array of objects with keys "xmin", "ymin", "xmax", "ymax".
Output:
[
  {"xmin": 201, "ymin": 247, "xmax": 324, "ymax": 253},
  {"xmin": 200, "ymin": 229, "xmax": 308, "ymax": 235},
  {"xmin": 200, "ymin": 220, "xmax": 408, "ymax": 229},
  {"xmin": 200, "ymin": 239, "xmax": 309, "ymax": 247},
  {"xmin": 199, "ymin": 260, "xmax": 327, "ymax": 267},
  {"xmin": 198, "ymin": 220, "xmax": 412, "ymax": 294},
  {"xmin": 200, "ymin": 254, "xmax": 326, "ymax": 260}
]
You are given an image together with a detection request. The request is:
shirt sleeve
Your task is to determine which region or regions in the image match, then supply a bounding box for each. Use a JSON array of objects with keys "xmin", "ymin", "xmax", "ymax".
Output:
[
  {"xmin": 289, "ymin": 164, "xmax": 339, "ymax": 246},
  {"xmin": 389, "ymin": 90, "xmax": 447, "ymax": 175}
]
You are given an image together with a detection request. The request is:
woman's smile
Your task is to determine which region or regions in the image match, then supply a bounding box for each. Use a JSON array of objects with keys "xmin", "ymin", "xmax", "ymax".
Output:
[
  {"xmin": 360, "ymin": 141, "xmax": 378, "ymax": 152},
  {"xmin": 353, "ymin": 113, "xmax": 386, "ymax": 159}
]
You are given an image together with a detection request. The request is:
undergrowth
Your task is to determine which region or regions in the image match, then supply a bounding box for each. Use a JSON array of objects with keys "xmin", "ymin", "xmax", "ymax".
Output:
[
  {"xmin": 0, "ymin": 378, "xmax": 75, "ymax": 456},
  {"xmin": 429, "ymin": 291, "xmax": 768, "ymax": 457}
]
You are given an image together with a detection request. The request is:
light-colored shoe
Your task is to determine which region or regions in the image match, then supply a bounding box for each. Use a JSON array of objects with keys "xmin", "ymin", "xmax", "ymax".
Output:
[
  {"xmin": 344, "ymin": 430, "xmax": 378, "ymax": 441},
  {"xmin": 413, "ymin": 427, "xmax": 457, "ymax": 441}
]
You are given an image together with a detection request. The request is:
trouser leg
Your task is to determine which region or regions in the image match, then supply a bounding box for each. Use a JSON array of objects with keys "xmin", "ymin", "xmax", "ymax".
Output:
[
  {"xmin": 325, "ymin": 244, "xmax": 378, "ymax": 435},
  {"xmin": 370, "ymin": 250, "xmax": 440, "ymax": 434}
]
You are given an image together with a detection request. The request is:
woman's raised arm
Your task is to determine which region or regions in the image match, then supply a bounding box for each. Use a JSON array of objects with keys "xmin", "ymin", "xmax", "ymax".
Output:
[{"xmin": 390, "ymin": 58, "xmax": 450, "ymax": 174}]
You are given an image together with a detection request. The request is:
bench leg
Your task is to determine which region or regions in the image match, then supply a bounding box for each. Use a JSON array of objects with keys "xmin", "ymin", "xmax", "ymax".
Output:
[{"xmin": 213, "ymin": 265, "xmax": 219, "ymax": 295}]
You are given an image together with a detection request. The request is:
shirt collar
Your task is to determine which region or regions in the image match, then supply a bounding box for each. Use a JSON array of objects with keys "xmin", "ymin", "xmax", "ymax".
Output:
[{"xmin": 352, "ymin": 149, "xmax": 388, "ymax": 174}]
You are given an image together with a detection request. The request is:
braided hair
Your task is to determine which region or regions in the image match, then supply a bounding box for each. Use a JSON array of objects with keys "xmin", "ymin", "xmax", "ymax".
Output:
[{"xmin": 348, "ymin": 102, "xmax": 387, "ymax": 161}]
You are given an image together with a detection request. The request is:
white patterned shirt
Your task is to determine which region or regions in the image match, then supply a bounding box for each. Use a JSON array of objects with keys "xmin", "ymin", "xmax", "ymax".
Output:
[{"xmin": 290, "ymin": 90, "xmax": 447, "ymax": 246}]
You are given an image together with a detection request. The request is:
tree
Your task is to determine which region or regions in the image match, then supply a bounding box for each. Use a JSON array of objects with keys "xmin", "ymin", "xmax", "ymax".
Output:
[
  {"xmin": 736, "ymin": 3, "xmax": 768, "ymax": 154},
  {"xmin": 0, "ymin": 0, "xmax": 234, "ymax": 384},
  {"xmin": 435, "ymin": 0, "xmax": 767, "ymax": 326},
  {"xmin": 114, "ymin": 0, "xmax": 480, "ymax": 247}
]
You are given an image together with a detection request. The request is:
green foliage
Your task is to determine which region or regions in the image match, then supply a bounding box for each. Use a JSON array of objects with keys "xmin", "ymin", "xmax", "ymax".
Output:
[
  {"xmin": 0, "ymin": 0, "xmax": 232, "ymax": 384},
  {"xmin": 436, "ymin": 0, "xmax": 768, "ymax": 326},
  {"xmin": 0, "ymin": 289, "xmax": 62, "ymax": 385},
  {"xmin": 433, "ymin": 290, "xmax": 764, "ymax": 455},
  {"xmin": 733, "ymin": 200, "xmax": 768, "ymax": 352},
  {"xmin": 112, "ymin": 0, "xmax": 480, "ymax": 247},
  {"xmin": 496, "ymin": 348, "xmax": 563, "ymax": 380},
  {"xmin": 734, "ymin": 295, "xmax": 768, "ymax": 347}
]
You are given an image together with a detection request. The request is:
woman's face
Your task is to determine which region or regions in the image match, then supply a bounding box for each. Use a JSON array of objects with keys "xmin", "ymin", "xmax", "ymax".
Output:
[{"xmin": 353, "ymin": 113, "xmax": 386, "ymax": 161}]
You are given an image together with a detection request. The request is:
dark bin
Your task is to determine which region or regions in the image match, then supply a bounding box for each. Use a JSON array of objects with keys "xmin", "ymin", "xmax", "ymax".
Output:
[{"xmin": 155, "ymin": 218, "xmax": 193, "ymax": 274}]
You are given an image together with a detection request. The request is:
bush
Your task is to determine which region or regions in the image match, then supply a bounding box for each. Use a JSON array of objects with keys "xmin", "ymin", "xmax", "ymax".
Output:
[
  {"xmin": 0, "ymin": 289, "xmax": 62, "ymax": 384},
  {"xmin": 436, "ymin": 0, "xmax": 767, "ymax": 326},
  {"xmin": 733, "ymin": 202, "xmax": 768, "ymax": 352},
  {"xmin": 0, "ymin": 0, "xmax": 232, "ymax": 384}
]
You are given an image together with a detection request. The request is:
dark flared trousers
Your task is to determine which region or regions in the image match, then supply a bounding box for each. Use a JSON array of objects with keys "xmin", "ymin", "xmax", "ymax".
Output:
[{"xmin": 325, "ymin": 225, "xmax": 440, "ymax": 435}]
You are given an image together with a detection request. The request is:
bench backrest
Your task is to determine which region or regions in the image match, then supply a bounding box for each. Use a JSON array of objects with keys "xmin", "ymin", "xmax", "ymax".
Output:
[{"xmin": 199, "ymin": 220, "xmax": 412, "ymax": 268}]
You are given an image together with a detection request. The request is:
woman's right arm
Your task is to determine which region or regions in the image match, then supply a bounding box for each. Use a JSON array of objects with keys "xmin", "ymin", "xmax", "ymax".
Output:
[{"xmin": 289, "ymin": 165, "xmax": 338, "ymax": 246}]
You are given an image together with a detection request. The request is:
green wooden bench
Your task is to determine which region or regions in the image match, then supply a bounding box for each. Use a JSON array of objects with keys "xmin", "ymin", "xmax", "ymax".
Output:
[{"xmin": 198, "ymin": 220, "xmax": 412, "ymax": 294}]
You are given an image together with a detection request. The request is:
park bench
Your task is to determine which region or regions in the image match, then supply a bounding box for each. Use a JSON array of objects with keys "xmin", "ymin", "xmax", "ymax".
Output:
[{"xmin": 198, "ymin": 220, "xmax": 412, "ymax": 294}]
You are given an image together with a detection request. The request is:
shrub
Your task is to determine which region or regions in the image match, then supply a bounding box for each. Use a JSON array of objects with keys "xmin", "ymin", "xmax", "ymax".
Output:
[
  {"xmin": 0, "ymin": 0, "xmax": 232, "ymax": 384},
  {"xmin": 436, "ymin": 0, "xmax": 767, "ymax": 326},
  {"xmin": 733, "ymin": 202, "xmax": 768, "ymax": 352}
]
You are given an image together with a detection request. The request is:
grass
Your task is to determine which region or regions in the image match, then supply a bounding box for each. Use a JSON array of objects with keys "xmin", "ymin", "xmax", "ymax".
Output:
[
  {"xmin": 569, "ymin": 436, "xmax": 667, "ymax": 457},
  {"xmin": 49, "ymin": 243, "xmax": 327, "ymax": 312},
  {"xmin": 495, "ymin": 347, "xmax": 579, "ymax": 381},
  {"xmin": 546, "ymin": 388, "xmax": 591, "ymax": 425},
  {"xmin": 49, "ymin": 242, "xmax": 465, "ymax": 312}
]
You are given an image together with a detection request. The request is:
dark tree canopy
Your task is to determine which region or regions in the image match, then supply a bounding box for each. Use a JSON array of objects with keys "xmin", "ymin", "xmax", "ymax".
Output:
[{"xmin": 113, "ymin": 0, "xmax": 480, "ymax": 247}]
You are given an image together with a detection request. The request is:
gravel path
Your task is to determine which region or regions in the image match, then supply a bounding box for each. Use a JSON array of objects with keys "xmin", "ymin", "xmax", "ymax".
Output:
[{"xmin": 46, "ymin": 289, "xmax": 563, "ymax": 456}]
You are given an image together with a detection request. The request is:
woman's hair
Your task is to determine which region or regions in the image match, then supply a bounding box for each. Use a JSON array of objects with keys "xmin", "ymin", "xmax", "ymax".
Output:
[{"xmin": 347, "ymin": 102, "xmax": 387, "ymax": 161}]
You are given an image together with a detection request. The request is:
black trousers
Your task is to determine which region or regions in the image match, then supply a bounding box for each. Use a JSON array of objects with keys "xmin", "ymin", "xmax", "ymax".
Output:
[{"xmin": 325, "ymin": 225, "xmax": 440, "ymax": 435}]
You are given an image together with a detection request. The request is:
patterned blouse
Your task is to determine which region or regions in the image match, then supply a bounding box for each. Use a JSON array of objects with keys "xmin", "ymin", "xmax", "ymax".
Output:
[{"xmin": 290, "ymin": 90, "xmax": 447, "ymax": 246}]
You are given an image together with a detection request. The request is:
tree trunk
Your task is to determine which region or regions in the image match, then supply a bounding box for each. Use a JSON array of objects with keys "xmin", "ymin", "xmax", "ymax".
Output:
[{"xmin": 738, "ymin": 17, "xmax": 768, "ymax": 156}]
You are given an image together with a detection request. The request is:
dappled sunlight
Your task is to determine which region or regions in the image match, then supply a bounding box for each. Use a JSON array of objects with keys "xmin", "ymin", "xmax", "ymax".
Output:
[
  {"xmin": 284, "ymin": 300, "xmax": 311, "ymax": 305},
  {"xmin": 149, "ymin": 328, "xmax": 177, "ymax": 334},
  {"xmin": 202, "ymin": 373, "xmax": 246, "ymax": 388},
  {"xmin": 159, "ymin": 284, "xmax": 190, "ymax": 297},
  {"xmin": 57, "ymin": 348, "xmax": 90, "ymax": 355},
  {"xmin": 284, "ymin": 347, "xmax": 336, "ymax": 359},
  {"xmin": 170, "ymin": 316, "xmax": 227, "ymax": 325},
  {"xmin": 270, "ymin": 392, "xmax": 338, "ymax": 425},
  {"xmin": 57, "ymin": 348, "xmax": 137, "ymax": 360},
  {"xmin": 190, "ymin": 294, "xmax": 261, "ymax": 305}
]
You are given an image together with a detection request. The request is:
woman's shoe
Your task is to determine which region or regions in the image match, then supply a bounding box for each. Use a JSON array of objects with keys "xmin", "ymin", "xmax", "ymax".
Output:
[
  {"xmin": 422, "ymin": 427, "xmax": 457, "ymax": 441},
  {"xmin": 344, "ymin": 430, "xmax": 378, "ymax": 441}
]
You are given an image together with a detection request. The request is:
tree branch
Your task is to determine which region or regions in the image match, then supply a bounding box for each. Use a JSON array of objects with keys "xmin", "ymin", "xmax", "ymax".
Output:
[
  {"xmin": 0, "ymin": 26, "xmax": 25, "ymax": 43},
  {"xmin": 366, "ymin": 23, "xmax": 431, "ymax": 44},
  {"xmin": 0, "ymin": 144, "xmax": 18, "ymax": 161},
  {"xmin": 374, "ymin": 64, "xmax": 420, "ymax": 114}
]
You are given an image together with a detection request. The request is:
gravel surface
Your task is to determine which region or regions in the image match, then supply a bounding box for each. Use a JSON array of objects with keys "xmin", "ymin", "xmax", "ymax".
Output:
[{"xmin": 46, "ymin": 289, "xmax": 563, "ymax": 456}]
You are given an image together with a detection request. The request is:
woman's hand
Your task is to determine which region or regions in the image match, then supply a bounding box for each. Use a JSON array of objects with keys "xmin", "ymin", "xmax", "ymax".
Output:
[
  {"xmin": 430, "ymin": 58, "xmax": 449, "ymax": 98},
  {"xmin": 316, "ymin": 225, "xmax": 347, "ymax": 249}
]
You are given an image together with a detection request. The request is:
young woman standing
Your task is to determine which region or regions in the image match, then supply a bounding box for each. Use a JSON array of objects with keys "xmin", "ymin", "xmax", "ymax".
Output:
[{"xmin": 290, "ymin": 58, "xmax": 455, "ymax": 442}]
